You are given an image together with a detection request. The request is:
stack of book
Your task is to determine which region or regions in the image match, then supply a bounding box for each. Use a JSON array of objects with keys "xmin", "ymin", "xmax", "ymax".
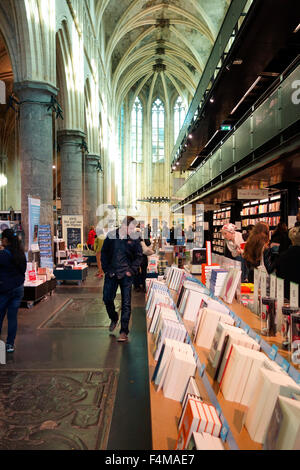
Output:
[
  {"xmin": 264, "ymin": 394, "xmax": 300, "ymax": 450},
  {"xmin": 179, "ymin": 290, "xmax": 208, "ymax": 323},
  {"xmin": 220, "ymin": 268, "xmax": 242, "ymax": 304},
  {"xmin": 166, "ymin": 266, "xmax": 186, "ymax": 291},
  {"xmin": 146, "ymin": 290, "xmax": 173, "ymax": 321},
  {"xmin": 176, "ymin": 280, "xmax": 206, "ymax": 310},
  {"xmin": 153, "ymin": 314, "xmax": 187, "ymax": 361},
  {"xmin": 152, "ymin": 339, "xmax": 193, "ymax": 389},
  {"xmin": 245, "ymin": 368, "xmax": 300, "ymax": 443},
  {"xmin": 193, "ymin": 309, "xmax": 235, "ymax": 350},
  {"xmin": 209, "ymin": 269, "xmax": 229, "ymax": 297},
  {"xmin": 187, "ymin": 431, "xmax": 224, "ymax": 450},
  {"xmin": 175, "ymin": 397, "xmax": 222, "ymax": 449}
]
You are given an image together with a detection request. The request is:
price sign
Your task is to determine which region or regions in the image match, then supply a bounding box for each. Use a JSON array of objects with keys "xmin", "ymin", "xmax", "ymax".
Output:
[
  {"xmin": 270, "ymin": 274, "xmax": 277, "ymax": 298},
  {"xmin": 268, "ymin": 344, "xmax": 278, "ymax": 361},
  {"xmin": 290, "ymin": 282, "xmax": 299, "ymax": 308},
  {"xmin": 220, "ymin": 423, "xmax": 229, "ymax": 442}
]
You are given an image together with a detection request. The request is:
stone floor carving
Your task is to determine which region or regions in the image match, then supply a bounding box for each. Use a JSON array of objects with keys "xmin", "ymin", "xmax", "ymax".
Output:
[{"xmin": 0, "ymin": 369, "xmax": 118, "ymax": 450}]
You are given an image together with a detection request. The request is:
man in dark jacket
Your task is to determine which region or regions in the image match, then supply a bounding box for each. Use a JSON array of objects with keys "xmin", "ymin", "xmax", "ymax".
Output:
[{"xmin": 101, "ymin": 216, "xmax": 143, "ymax": 342}]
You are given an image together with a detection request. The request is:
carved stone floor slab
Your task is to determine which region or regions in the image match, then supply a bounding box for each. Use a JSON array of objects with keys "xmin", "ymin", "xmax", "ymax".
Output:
[
  {"xmin": 39, "ymin": 297, "xmax": 121, "ymax": 329},
  {"xmin": 0, "ymin": 369, "xmax": 118, "ymax": 450}
]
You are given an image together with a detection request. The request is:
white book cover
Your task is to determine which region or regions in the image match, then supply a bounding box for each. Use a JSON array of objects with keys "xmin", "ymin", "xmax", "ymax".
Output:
[
  {"xmin": 196, "ymin": 310, "xmax": 234, "ymax": 350},
  {"xmin": 163, "ymin": 349, "xmax": 196, "ymax": 401},
  {"xmin": 220, "ymin": 344, "xmax": 241, "ymax": 401},
  {"xmin": 246, "ymin": 368, "xmax": 300, "ymax": 443},
  {"xmin": 183, "ymin": 290, "xmax": 205, "ymax": 322},
  {"xmin": 255, "ymin": 374, "xmax": 300, "ymax": 444},
  {"xmin": 208, "ymin": 322, "xmax": 246, "ymax": 367},
  {"xmin": 240, "ymin": 353, "xmax": 267, "ymax": 406},
  {"xmin": 233, "ymin": 349, "xmax": 257, "ymax": 404},
  {"xmin": 217, "ymin": 333, "xmax": 260, "ymax": 384},
  {"xmin": 155, "ymin": 338, "xmax": 177, "ymax": 387},
  {"xmin": 274, "ymin": 396, "xmax": 300, "ymax": 450}
]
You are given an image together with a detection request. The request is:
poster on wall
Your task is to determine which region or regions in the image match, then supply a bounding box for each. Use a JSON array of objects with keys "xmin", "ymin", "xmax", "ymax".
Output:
[
  {"xmin": 38, "ymin": 224, "xmax": 54, "ymax": 269},
  {"xmin": 62, "ymin": 215, "xmax": 83, "ymax": 249},
  {"xmin": 28, "ymin": 197, "xmax": 40, "ymax": 252}
]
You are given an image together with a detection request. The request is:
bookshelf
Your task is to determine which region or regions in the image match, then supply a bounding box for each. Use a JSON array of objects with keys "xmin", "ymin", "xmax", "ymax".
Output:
[
  {"xmin": 240, "ymin": 195, "xmax": 281, "ymax": 235},
  {"xmin": 212, "ymin": 207, "xmax": 231, "ymax": 254}
]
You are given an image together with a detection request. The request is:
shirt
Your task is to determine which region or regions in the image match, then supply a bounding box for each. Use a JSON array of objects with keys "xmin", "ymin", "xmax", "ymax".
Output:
[
  {"xmin": 226, "ymin": 231, "xmax": 244, "ymax": 258},
  {"xmin": 111, "ymin": 237, "xmax": 131, "ymax": 279}
]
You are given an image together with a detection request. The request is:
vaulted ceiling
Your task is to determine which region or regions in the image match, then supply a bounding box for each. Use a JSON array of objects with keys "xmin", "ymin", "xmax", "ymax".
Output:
[{"xmin": 96, "ymin": 0, "xmax": 230, "ymax": 112}]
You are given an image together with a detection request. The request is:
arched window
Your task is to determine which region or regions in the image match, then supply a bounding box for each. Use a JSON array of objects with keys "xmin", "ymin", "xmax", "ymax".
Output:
[
  {"xmin": 131, "ymin": 97, "xmax": 143, "ymax": 162},
  {"xmin": 152, "ymin": 98, "xmax": 164, "ymax": 162},
  {"xmin": 174, "ymin": 96, "xmax": 186, "ymax": 141}
]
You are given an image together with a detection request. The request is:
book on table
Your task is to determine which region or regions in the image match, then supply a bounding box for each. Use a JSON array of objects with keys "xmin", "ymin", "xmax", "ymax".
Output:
[
  {"xmin": 245, "ymin": 367, "xmax": 300, "ymax": 444},
  {"xmin": 163, "ymin": 348, "xmax": 196, "ymax": 402},
  {"xmin": 195, "ymin": 308, "xmax": 235, "ymax": 350},
  {"xmin": 187, "ymin": 432, "xmax": 224, "ymax": 450},
  {"xmin": 264, "ymin": 395, "xmax": 300, "ymax": 450}
]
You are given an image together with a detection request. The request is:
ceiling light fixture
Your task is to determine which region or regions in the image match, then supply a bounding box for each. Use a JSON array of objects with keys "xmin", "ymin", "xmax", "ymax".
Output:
[
  {"xmin": 230, "ymin": 76, "xmax": 261, "ymax": 115},
  {"xmin": 209, "ymin": 97, "xmax": 214, "ymax": 103},
  {"xmin": 294, "ymin": 23, "xmax": 300, "ymax": 33}
]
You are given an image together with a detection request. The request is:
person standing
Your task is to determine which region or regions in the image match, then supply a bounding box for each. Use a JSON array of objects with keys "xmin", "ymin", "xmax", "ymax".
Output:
[
  {"xmin": 94, "ymin": 228, "xmax": 105, "ymax": 278},
  {"xmin": 243, "ymin": 222, "xmax": 275, "ymax": 283},
  {"xmin": 221, "ymin": 223, "xmax": 247, "ymax": 281},
  {"xmin": 101, "ymin": 216, "xmax": 143, "ymax": 342},
  {"xmin": 275, "ymin": 226, "xmax": 300, "ymax": 300},
  {"xmin": 87, "ymin": 225, "xmax": 96, "ymax": 250},
  {"xmin": 0, "ymin": 229, "xmax": 27, "ymax": 353},
  {"xmin": 270, "ymin": 221, "xmax": 291, "ymax": 256}
]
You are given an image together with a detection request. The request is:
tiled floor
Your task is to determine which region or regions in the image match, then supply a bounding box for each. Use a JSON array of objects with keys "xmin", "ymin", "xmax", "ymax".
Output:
[{"xmin": 0, "ymin": 267, "xmax": 152, "ymax": 450}]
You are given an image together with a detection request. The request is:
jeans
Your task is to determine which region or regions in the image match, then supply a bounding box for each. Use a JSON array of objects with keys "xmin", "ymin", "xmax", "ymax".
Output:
[
  {"xmin": 0, "ymin": 285, "xmax": 24, "ymax": 345},
  {"xmin": 103, "ymin": 275, "xmax": 133, "ymax": 335}
]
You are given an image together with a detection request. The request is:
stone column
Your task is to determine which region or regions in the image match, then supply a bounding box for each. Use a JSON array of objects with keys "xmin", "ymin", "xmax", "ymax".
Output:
[
  {"xmin": 14, "ymin": 81, "xmax": 58, "ymax": 251},
  {"xmin": 83, "ymin": 154, "xmax": 100, "ymax": 239},
  {"xmin": 57, "ymin": 129, "xmax": 85, "ymax": 216}
]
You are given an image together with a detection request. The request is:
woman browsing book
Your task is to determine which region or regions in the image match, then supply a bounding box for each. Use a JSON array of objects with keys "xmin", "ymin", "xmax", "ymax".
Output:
[{"xmin": 221, "ymin": 223, "xmax": 247, "ymax": 282}]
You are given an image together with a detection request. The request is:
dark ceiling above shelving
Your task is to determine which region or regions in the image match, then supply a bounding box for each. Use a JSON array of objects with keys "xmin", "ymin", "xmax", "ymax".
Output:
[{"xmin": 178, "ymin": 0, "xmax": 300, "ymax": 172}]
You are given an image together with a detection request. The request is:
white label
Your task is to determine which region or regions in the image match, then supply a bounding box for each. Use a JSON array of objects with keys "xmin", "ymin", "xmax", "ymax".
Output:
[
  {"xmin": 290, "ymin": 282, "xmax": 299, "ymax": 308},
  {"xmin": 270, "ymin": 274, "xmax": 277, "ymax": 298},
  {"xmin": 261, "ymin": 272, "xmax": 267, "ymax": 297},
  {"xmin": 276, "ymin": 277, "xmax": 285, "ymax": 329},
  {"xmin": 254, "ymin": 268, "xmax": 260, "ymax": 314}
]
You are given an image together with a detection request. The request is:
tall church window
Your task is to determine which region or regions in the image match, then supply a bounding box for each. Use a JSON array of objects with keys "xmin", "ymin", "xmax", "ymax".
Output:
[
  {"xmin": 131, "ymin": 97, "xmax": 143, "ymax": 162},
  {"xmin": 174, "ymin": 96, "xmax": 186, "ymax": 142},
  {"xmin": 117, "ymin": 104, "xmax": 124, "ymax": 203},
  {"xmin": 152, "ymin": 98, "xmax": 164, "ymax": 162}
]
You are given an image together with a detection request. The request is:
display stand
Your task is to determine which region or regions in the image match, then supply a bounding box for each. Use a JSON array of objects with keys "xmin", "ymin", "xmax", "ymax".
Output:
[
  {"xmin": 54, "ymin": 267, "xmax": 88, "ymax": 285},
  {"xmin": 146, "ymin": 270, "xmax": 300, "ymax": 450},
  {"xmin": 21, "ymin": 279, "xmax": 57, "ymax": 309}
]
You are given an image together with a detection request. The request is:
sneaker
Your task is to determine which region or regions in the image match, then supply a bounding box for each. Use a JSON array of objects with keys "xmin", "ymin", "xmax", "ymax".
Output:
[
  {"xmin": 6, "ymin": 344, "xmax": 14, "ymax": 353},
  {"xmin": 117, "ymin": 332, "xmax": 128, "ymax": 342},
  {"xmin": 109, "ymin": 320, "xmax": 118, "ymax": 332}
]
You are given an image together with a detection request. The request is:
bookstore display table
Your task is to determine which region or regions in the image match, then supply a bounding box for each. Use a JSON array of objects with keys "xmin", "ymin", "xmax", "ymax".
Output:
[
  {"xmin": 21, "ymin": 279, "xmax": 57, "ymax": 308},
  {"xmin": 54, "ymin": 267, "xmax": 88, "ymax": 285},
  {"xmin": 146, "ymin": 271, "xmax": 300, "ymax": 451}
]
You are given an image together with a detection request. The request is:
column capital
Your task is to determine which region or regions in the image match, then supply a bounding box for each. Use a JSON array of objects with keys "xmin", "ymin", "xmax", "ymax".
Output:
[
  {"xmin": 14, "ymin": 80, "xmax": 58, "ymax": 100},
  {"xmin": 57, "ymin": 129, "xmax": 86, "ymax": 145},
  {"xmin": 86, "ymin": 154, "xmax": 100, "ymax": 167}
]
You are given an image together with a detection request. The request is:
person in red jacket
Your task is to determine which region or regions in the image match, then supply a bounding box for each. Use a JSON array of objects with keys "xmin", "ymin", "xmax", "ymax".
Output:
[{"xmin": 87, "ymin": 226, "xmax": 96, "ymax": 250}]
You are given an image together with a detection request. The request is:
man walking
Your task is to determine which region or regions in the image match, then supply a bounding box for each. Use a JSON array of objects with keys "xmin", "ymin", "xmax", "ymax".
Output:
[{"xmin": 101, "ymin": 216, "xmax": 143, "ymax": 342}]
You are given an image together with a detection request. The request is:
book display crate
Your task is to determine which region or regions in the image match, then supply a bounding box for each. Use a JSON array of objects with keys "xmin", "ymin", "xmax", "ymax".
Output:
[
  {"xmin": 146, "ymin": 270, "xmax": 300, "ymax": 451},
  {"xmin": 54, "ymin": 267, "xmax": 88, "ymax": 285},
  {"xmin": 21, "ymin": 279, "xmax": 57, "ymax": 308},
  {"xmin": 212, "ymin": 207, "xmax": 231, "ymax": 255}
]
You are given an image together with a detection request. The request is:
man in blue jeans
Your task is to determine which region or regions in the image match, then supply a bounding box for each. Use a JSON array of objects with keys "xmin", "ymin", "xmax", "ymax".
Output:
[{"xmin": 101, "ymin": 216, "xmax": 143, "ymax": 342}]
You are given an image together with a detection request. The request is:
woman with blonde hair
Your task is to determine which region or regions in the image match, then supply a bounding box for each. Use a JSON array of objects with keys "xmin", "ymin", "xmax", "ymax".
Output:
[{"xmin": 243, "ymin": 221, "xmax": 274, "ymax": 283}]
